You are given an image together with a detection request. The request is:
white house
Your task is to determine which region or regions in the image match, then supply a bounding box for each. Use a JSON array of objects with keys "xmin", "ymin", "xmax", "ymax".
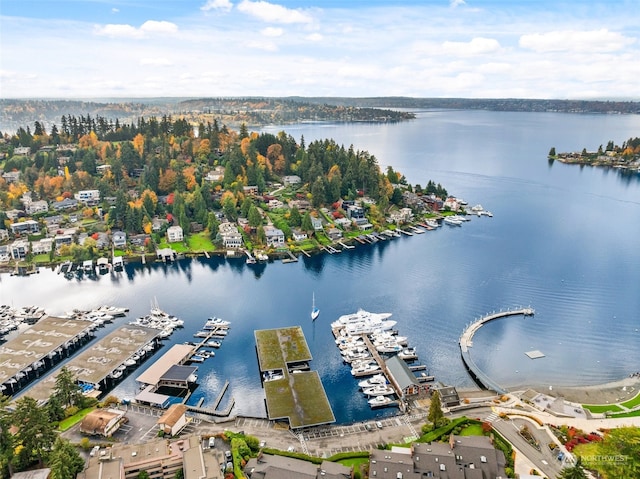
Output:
[
  {"xmin": 219, "ymin": 222, "xmax": 243, "ymax": 248},
  {"xmin": 13, "ymin": 146, "xmax": 31, "ymax": 156},
  {"xmin": 10, "ymin": 240, "xmax": 29, "ymax": 259},
  {"xmin": 204, "ymin": 166, "xmax": 225, "ymax": 182},
  {"xmin": 264, "ymin": 225, "xmax": 285, "ymax": 247},
  {"xmin": 26, "ymin": 200, "xmax": 49, "ymax": 215},
  {"xmin": 282, "ymin": 175, "xmax": 301, "ymax": 186},
  {"xmin": 74, "ymin": 189, "xmax": 101, "ymax": 205},
  {"xmin": 0, "ymin": 229, "xmax": 8, "ymax": 242},
  {"xmin": 292, "ymin": 229, "xmax": 308, "ymax": 242},
  {"xmin": 166, "ymin": 225, "xmax": 184, "ymax": 243},
  {"xmin": 112, "ymin": 231, "xmax": 127, "ymax": 248},
  {"xmin": 32, "ymin": 238, "xmax": 53, "ymax": 255},
  {"xmin": 311, "ymin": 217, "xmax": 323, "ymax": 231}
]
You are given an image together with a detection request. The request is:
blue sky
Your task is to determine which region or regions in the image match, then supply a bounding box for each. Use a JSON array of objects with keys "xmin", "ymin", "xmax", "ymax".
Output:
[{"xmin": 1, "ymin": 0, "xmax": 638, "ymax": 99}]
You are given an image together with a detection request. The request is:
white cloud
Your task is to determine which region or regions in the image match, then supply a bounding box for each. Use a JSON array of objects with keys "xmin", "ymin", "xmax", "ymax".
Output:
[
  {"xmin": 111, "ymin": 8, "xmax": 119, "ymax": 14},
  {"xmin": 201, "ymin": 0, "xmax": 233, "ymax": 12},
  {"xmin": 94, "ymin": 20, "xmax": 178, "ymax": 38},
  {"xmin": 519, "ymin": 29, "xmax": 635, "ymax": 53},
  {"xmin": 95, "ymin": 23, "xmax": 142, "ymax": 38},
  {"xmin": 237, "ymin": 0, "xmax": 313, "ymax": 24},
  {"xmin": 450, "ymin": 0, "xmax": 466, "ymax": 7},
  {"xmin": 442, "ymin": 37, "xmax": 501, "ymax": 56},
  {"xmin": 306, "ymin": 33, "xmax": 323, "ymax": 42},
  {"xmin": 140, "ymin": 58, "xmax": 173, "ymax": 66},
  {"xmin": 140, "ymin": 20, "xmax": 179, "ymax": 35},
  {"xmin": 261, "ymin": 27, "xmax": 283, "ymax": 37}
]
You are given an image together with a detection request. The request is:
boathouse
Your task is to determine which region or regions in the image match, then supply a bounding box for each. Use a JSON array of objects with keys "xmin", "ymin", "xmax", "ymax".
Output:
[
  {"xmin": 157, "ymin": 404, "xmax": 189, "ymax": 436},
  {"xmin": 385, "ymin": 355, "xmax": 430, "ymax": 399}
]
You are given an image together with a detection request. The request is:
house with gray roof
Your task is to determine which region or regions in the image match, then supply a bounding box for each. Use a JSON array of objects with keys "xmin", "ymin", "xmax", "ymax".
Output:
[{"xmin": 245, "ymin": 454, "xmax": 351, "ymax": 479}]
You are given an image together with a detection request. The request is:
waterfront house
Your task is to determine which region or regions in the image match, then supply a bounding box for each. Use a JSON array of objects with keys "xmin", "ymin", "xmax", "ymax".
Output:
[
  {"xmin": 79, "ymin": 409, "xmax": 126, "ymax": 437},
  {"xmin": 152, "ymin": 216, "xmax": 168, "ymax": 232},
  {"xmin": 433, "ymin": 385, "xmax": 461, "ymax": 407},
  {"xmin": 368, "ymin": 435, "xmax": 506, "ymax": 479},
  {"xmin": 292, "ymin": 229, "xmax": 308, "ymax": 242},
  {"xmin": 32, "ymin": 238, "xmax": 54, "ymax": 255},
  {"xmin": 219, "ymin": 222, "xmax": 243, "ymax": 249},
  {"xmin": 166, "ymin": 225, "xmax": 184, "ymax": 243},
  {"xmin": 130, "ymin": 234, "xmax": 150, "ymax": 247},
  {"xmin": 264, "ymin": 225, "xmax": 285, "ymax": 247},
  {"xmin": 346, "ymin": 205, "xmax": 365, "ymax": 220},
  {"xmin": 112, "ymin": 231, "xmax": 127, "ymax": 248},
  {"xmin": 157, "ymin": 404, "xmax": 188, "ymax": 436},
  {"xmin": 0, "ymin": 246, "xmax": 10, "ymax": 263},
  {"xmin": 334, "ymin": 217, "xmax": 352, "ymax": 229},
  {"xmin": 385, "ymin": 355, "xmax": 428, "ymax": 399},
  {"xmin": 54, "ymin": 234, "xmax": 74, "ymax": 250},
  {"xmin": 267, "ymin": 198, "xmax": 284, "ymax": 209},
  {"xmin": 0, "ymin": 229, "xmax": 8, "ymax": 242},
  {"xmin": 9, "ymin": 239, "xmax": 29, "ymax": 260},
  {"xmin": 5, "ymin": 209, "xmax": 23, "ymax": 221},
  {"xmin": 326, "ymin": 227, "xmax": 343, "ymax": 241},
  {"xmin": 289, "ymin": 198, "xmax": 311, "ymax": 212},
  {"xmin": 13, "ymin": 146, "xmax": 31, "ymax": 156},
  {"xmin": 10, "ymin": 220, "xmax": 40, "ymax": 235},
  {"xmin": 443, "ymin": 196, "xmax": 460, "ymax": 211}
]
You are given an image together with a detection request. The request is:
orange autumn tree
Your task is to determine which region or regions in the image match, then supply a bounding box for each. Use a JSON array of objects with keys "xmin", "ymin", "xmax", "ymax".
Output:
[{"xmin": 133, "ymin": 133, "xmax": 145, "ymax": 156}]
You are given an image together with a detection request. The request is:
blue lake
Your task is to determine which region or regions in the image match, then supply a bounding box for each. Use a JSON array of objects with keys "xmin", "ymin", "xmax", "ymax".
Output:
[{"xmin": 2, "ymin": 110, "xmax": 640, "ymax": 423}]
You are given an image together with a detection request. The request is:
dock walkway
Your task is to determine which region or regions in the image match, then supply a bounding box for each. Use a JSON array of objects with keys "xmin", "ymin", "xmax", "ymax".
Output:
[{"xmin": 459, "ymin": 307, "xmax": 534, "ymax": 395}]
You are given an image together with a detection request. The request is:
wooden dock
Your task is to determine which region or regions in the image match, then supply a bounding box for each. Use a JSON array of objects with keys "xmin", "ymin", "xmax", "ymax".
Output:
[{"xmin": 339, "ymin": 241, "xmax": 355, "ymax": 250}]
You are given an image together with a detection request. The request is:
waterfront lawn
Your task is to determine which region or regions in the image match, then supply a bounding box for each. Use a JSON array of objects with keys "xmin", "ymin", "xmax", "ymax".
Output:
[
  {"xmin": 187, "ymin": 232, "xmax": 214, "ymax": 252},
  {"xmin": 582, "ymin": 403, "xmax": 624, "ymax": 414},
  {"xmin": 33, "ymin": 254, "xmax": 51, "ymax": 264},
  {"xmin": 157, "ymin": 238, "xmax": 189, "ymax": 253},
  {"xmin": 620, "ymin": 391, "xmax": 640, "ymax": 410}
]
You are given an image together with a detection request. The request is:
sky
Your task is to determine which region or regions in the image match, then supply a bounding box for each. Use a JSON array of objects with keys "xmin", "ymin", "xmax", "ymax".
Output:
[{"xmin": 1, "ymin": 0, "xmax": 639, "ymax": 99}]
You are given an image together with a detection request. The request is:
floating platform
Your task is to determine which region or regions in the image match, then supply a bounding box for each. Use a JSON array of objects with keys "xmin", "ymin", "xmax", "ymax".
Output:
[{"xmin": 525, "ymin": 350, "xmax": 545, "ymax": 359}]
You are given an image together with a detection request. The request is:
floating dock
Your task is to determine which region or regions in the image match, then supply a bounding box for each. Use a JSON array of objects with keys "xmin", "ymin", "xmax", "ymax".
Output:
[{"xmin": 459, "ymin": 307, "xmax": 534, "ymax": 394}]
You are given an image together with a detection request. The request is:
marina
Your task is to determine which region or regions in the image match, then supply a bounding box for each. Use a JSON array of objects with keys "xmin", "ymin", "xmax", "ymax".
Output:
[{"xmin": 332, "ymin": 310, "xmax": 431, "ymax": 411}]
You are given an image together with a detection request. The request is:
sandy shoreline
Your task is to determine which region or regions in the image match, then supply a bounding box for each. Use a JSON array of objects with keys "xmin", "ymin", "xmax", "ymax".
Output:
[{"xmin": 456, "ymin": 377, "xmax": 640, "ymax": 405}]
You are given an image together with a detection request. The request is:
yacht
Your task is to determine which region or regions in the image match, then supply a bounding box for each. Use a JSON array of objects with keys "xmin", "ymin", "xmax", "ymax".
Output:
[
  {"xmin": 425, "ymin": 219, "xmax": 440, "ymax": 228},
  {"xmin": 368, "ymin": 395, "xmax": 394, "ymax": 407},
  {"xmin": 95, "ymin": 305, "xmax": 129, "ymax": 317},
  {"xmin": 398, "ymin": 347, "xmax": 418, "ymax": 360},
  {"xmin": 206, "ymin": 340, "xmax": 222, "ymax": 348},
  {"xmin": 204, "ymin": 317, "xmax": 230, "ymax": 328},
  {"xmin": 351, "ymin": 362, "xmax": 381, "ymax": 376},
  {"xmin": 362, "ymin": 384, "xmax": 395, "ymax": 396},
  {"xmin": 444, "ymin": 216, "xmax": 462, "ymax": 226},
  {"xmin": 358, "ymin": 374, "xmax": 387, "ymax": 388}
]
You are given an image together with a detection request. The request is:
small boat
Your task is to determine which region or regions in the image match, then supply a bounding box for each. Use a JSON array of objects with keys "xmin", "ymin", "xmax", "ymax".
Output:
[
  {"xmin": 189, "ymin": 355, "xmax": 206, "ymax": 363},
  {"xmin": 203, "ymin": 317, "xmax": 230, "ymax": 328},
  {"xmin": 444, "ymin": 216, "xmax": 462, "ymax": 226},
  {"xmin": 311, "ymin": 292, "xmax": 320, "ymax": 321},
  {"xmin": 205, "ymin": 340, "xmax": 222, "ymax": 348},
  {"xmin": 368, "ymin": 395, "xmax": 394, "ymax": 407}
]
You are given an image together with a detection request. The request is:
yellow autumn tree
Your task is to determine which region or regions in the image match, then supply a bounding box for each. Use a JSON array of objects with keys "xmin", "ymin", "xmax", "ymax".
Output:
[
  {"xmin": 133, "ymin": 133, "xmax": 145, "ymax": 156},
  {"xmin": 78, "ymin": 131, "xmax": 99, "ymax": 149},
  {"xmin": 267, "ymin": 144, "xmax": 285, "ymax": 174},
  {"xmin": 183, "ymin": 166, "xmax": 197, "ymax": 191}
]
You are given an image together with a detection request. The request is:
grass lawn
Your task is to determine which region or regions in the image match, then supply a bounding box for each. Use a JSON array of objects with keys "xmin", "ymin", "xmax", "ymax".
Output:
[
  {"xmin": 33, "ymin": 254, "xmax": 51, "ymax": 264},
  {"xmin": 582, "ymin": 403, "xmax": 624, "ymax": 414},
  {"xmin": 459, "ymin": 424, "xmax": 484, "ymax": 436},
  {"xmin": 620, "ymin": 391, "xmax": 640, "ymax": 409},
  {"xmin": 188, "ymin": 233, "xmax": 215, "ymax": 251},
  {"xmin": 58, "ymin": 406, "xmax": 96, "ymax": 432},
  {"xmin": 609, "ymin": 409, "xmax": 640, "ymax": 418}
]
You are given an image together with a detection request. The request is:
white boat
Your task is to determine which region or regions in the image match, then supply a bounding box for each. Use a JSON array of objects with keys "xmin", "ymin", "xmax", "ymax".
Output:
[
  {"xmin": 425, "ymin": 219, "xmax": 440, "ymax": 228},
  {"xmin": 358, "ymin": 374, "xmax": 387, "ymax": 388},
  {"xmin": 206, "ymin": 340, "xmax": 222, "ymax": 348},
  {"xmin": 362, "ymin": 384, "xmax": 395, "ymax": 396},
  {"xmin": 204, "ymin": 317, "xmax": 230, "ymax": 328},
  {"xmin": 444, "ymin": 216, "xmax": 462, "ymax": 226},
  {"xmin": 189, "ymin": 355, "xmax": 206, "ymax": 363},
  {"xmin": 368, "ymin": 395, "xmax": 394, "ymax": 407},
  {"xmin": 311, "ymin": 292, "xmax": 320, "ymax": 321},
  {"xmin": 95, "ymin": 305, "xmax": 129, "ymax": 317},
  {"xmin": 398, "ymin": 347, "xmax": 418, "ymax": 360},
  {"xmin": 376, "ymin": 342, "xmax": 403, "ymax": 353},
  {"xmin": 351, "ymin": 362, "xmax": 381, "ymax": 376}
]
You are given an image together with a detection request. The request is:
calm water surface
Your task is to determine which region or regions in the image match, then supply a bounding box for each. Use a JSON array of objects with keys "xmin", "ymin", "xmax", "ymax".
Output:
[{"xmin": 2, "ymin": 110, "xmax": 640, "ymax": 423}]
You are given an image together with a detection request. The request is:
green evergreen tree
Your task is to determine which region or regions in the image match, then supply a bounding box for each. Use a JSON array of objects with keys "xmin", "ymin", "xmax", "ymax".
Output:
[
  {"xmin": 53, "ymin": 366, "xmax": 82, "ymax": 408},
  {"xmin": 49, "ymin": 437, "xmax": 85, "ymax": 479},
  {"xmin": 428, "ymin": 390, "xmax": 443, "ymax": 425},
  {"xmin": 248, "ymin": 205, "xmax": 262, "ymax": 228},
  {"xmin": 289, "ymin": 207, "xmax": 301, "ymax": 227},
  {"xmin": 12, "ymin": 396, "xmax": 57, "ymax": 467}
]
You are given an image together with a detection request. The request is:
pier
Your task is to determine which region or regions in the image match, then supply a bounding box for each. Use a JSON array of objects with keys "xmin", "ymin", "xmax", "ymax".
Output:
[
  {"xmin": 185, "ymin": 380, "xmax": 235, "ymax": 417},
  {"xmin": 282, "ymin": 251, "xmax": 299, "ymax": 263},
  {"xmin": 459, "ymin": 307, "xmax": 534, "ymax": 395},
  {"xmin": 339, "ymin": 241, "xmax": 355, "ymax": 250}
]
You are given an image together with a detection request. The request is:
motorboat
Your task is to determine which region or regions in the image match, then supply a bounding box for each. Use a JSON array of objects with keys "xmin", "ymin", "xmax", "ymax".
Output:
[
  {"xmin": 358, "ymin": 374, "xmax": 387, "ymax": 388},
  {"xmin": 444, "ymin": 216, "xmax": 462, "ymax": 226},
  {"xmin": 362, "ymin": 384, "xmax": 395, "ymax": 396},
  {"xmin": 204, "ymin": 317, "xmax": 230, "ymax": 328},
  {"xmin": 95, "ymin": 305, "xmax": 129, "ymax": 317},
  {"xmin": 368, "ymin": 395, "xmax": 394, "ymax": 407},
  {"xmin": 351, "ymin": 362, "xmax": 381, "ymax": 376},
  {"xmin": 206, "ymin": 340, "xmax": 222, "ymax": 348}
]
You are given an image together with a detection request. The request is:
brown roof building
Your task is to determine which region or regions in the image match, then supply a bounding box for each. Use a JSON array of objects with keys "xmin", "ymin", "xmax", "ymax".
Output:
[{"xmin": 79, "ymin": 409, "xmax": 126, "ymax": 437}]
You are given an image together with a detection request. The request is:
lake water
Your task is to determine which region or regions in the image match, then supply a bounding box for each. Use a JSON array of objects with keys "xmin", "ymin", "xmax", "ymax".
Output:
[{"xmin": 2, "ymin": 110, "xmax": 640, "ymax": 423}]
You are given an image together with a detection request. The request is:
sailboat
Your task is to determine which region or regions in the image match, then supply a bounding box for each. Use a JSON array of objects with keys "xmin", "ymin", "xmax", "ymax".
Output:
[{"xmin": 311, "ymin": 292, "xmax": 320, "ymax": 321}]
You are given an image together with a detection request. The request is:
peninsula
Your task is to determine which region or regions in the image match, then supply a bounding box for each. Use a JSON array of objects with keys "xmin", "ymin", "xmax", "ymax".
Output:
[{"xmin": 548, "ymin": 136, "xmax": 640, "ymax": 170}]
